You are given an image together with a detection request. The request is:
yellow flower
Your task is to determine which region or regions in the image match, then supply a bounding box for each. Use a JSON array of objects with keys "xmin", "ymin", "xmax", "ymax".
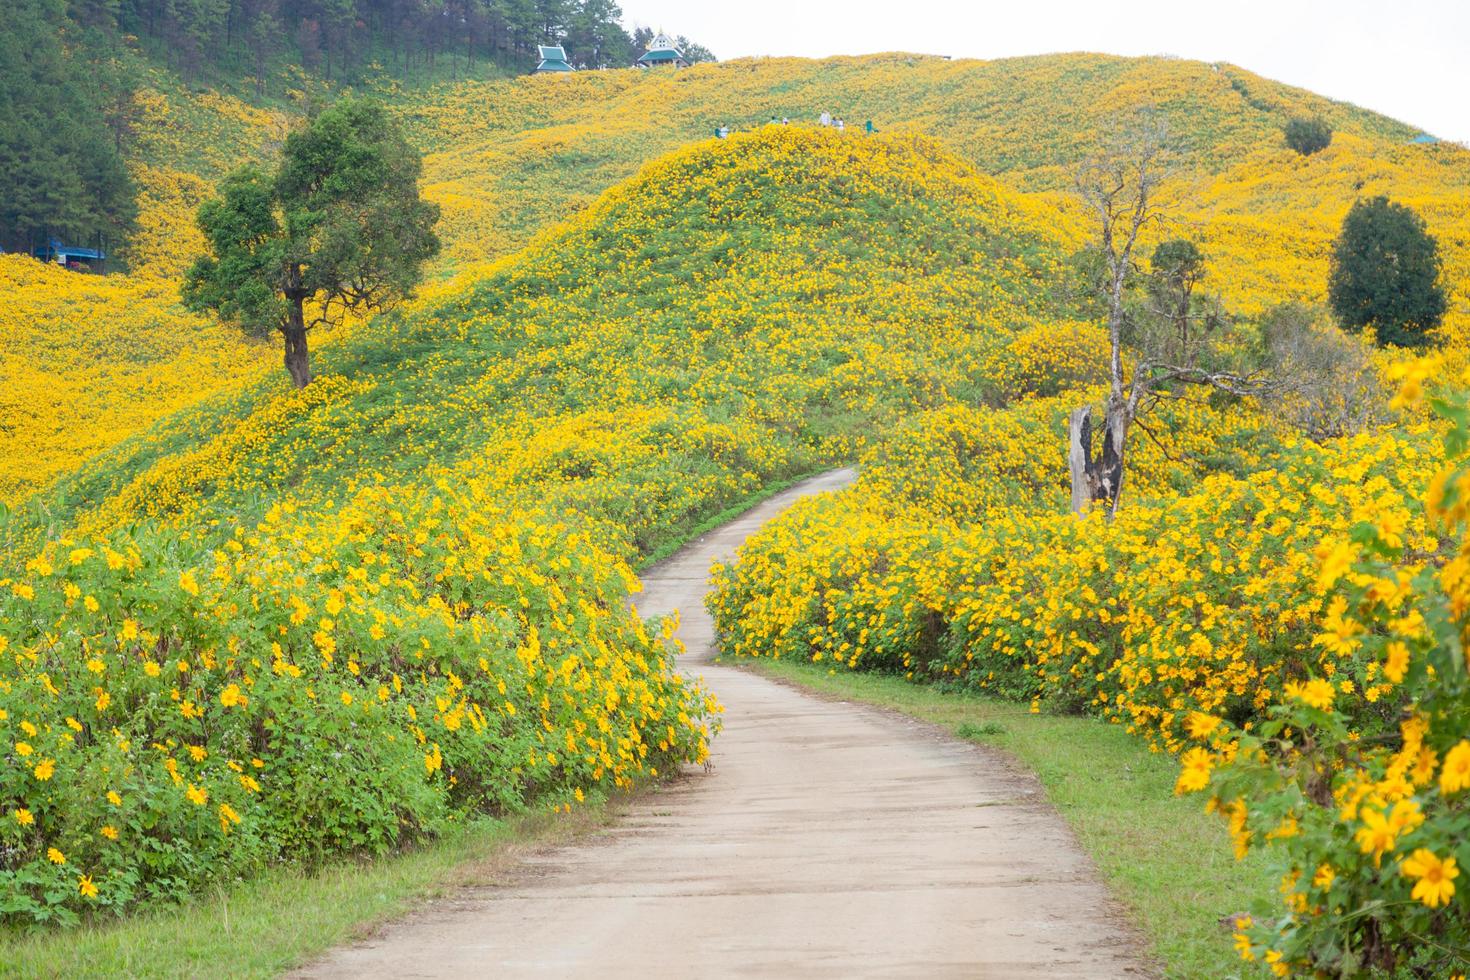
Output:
[
  {"xmin": 219, "ymin": 683, "xmax": 248, "ymax": 708},
  {"xmin": 33, "ymin": 758, "xmax": 56, "ymax": 781},
  {"xmin": 101, "ymin": 825, "xmax": 119, "ymax": 840},
  {"xmin": 47, "ymin": 847, "xmax": 65, "ymax": 865},
  {"xmin": 14, "ymin": 741, "xmax": 33, "ymax": 757},
  {"xmin": 178, "ymin": 570, "xmax": 200, "ymax": 596},
  {"xmin": 1356, "ymin": 807, "xmax": 1399, "ymax": 867},
  {"xmin": 1283, "ymin": 678, "xmax": 1334, "ymax": 711},
  {"xmin": 185, "ymin": 784, "xmax": 208, "ymax": 806},
  {"xmin": 1383, "ymin": 642, "xmax": 1410, "ymax": 684},
  {"xmin": 1184, "ymin": 712, "xmax": 1221, "ymax": 739},
  {"xmin": 1401, "ymin": 849, "xmax": 1458, "ymax": 908},
  {"xmin": 13, "ymin": 808, "xmax": 34, "ymax": 826},
  {"xmin": 1174, "ymin": 747, "xmax": 1213, "ymax": 794},
  {"xmin": 78, "ymin": 875, "xmax": 98, "ymax": 899},
  {"xmin": 1441, "ymin": 741, "xmax": 1470, "ymax": 795},
  {"xmin": 106, "ymin": 790, "xmax": 122, "ymax": 806}
]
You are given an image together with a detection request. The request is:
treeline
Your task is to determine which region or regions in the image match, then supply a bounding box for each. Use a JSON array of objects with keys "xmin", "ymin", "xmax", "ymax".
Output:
[
  {"xmin": 82, "ymin": 1, "xmax": 714, "ymax": 85},
  {"xmin": 0, "ymin": 0, "xmax": 712, "ymax": 256},
  {"xmin": 0, "ymin": 1, "xmax": 135, "ymax": 254}
]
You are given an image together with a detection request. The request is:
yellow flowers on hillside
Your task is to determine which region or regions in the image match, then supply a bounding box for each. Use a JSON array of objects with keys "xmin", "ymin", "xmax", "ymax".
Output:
[
  {"xmin": 0, "ymin": 256, "xmax": 274, "ymax": 504},
  {"xmin": 0, "ymin": 128, "xmax": 1065, "ymax": 924},
  {"xmin": 8, "ymin": 52, "xmax": 1470, "ymax": 507}
]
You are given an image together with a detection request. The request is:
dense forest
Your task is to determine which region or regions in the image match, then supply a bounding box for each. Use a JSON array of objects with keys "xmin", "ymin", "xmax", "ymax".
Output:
[
  {"xmin": 96, "ymin": 0, "xmax": 715, "ymax": 83},
  {"xmin": 0, "ymin": 0, "xmax": 713, "ymax": 254}
]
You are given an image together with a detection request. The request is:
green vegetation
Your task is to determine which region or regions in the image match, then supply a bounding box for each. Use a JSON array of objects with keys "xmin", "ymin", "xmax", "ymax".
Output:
[
  {"xmin": 737, "ymin": 657, "xmax": 1272, "ymax": 979},
  {"xmin": 0, "ymin": 795, "xmax": 628, "ymax": 978},
  {"xmin": 184, "ymin": 96, "xmax": 441, "ymax": 387},
  {"xmin": 1328, "ymin": 195, "xmax": 1446, "ymax": 347},
  {"xmin": 0, "ymin": 129, "xmax": 1068, "ymax": 927},
  {"xmin": 1284, "ymin": 116, "xmax": 1333, "ymax": 156},
  {"xmin": 0, "ymin": 0, "xmax": 136, "ymax": 252}
]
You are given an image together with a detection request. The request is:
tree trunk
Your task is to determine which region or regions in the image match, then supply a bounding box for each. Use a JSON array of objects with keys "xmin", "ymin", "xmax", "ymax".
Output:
[
  {"xmin": 1067, "ymin": 401, "xmax": 1128, "ymax": 516},
  {"xmin": 282, "ymin": 297, "xmax": 312, "ymax": 388}
]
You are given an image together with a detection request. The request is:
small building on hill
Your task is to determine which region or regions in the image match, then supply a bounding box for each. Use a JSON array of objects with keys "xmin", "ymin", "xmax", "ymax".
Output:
[
  {"xmin": 1409, "ymin": 133, "xmax": 1439, "ymax": 145},
  {"xmin": 32, "ymin": 237, "xmax": 106, "ymax": 273},
  {"xmin": 535, "ymin": 45, "xmax": 574, "ymax": 73},
  {"xmin": 637, "ymin": 33, "xmax": 688, "ymax": 69}
]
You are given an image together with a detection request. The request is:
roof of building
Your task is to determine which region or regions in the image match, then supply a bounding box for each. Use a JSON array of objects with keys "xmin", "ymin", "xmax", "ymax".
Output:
[
  {"xmin": 35, "ymin": 238, "xmax": 105, "ymax": 260},
  {"xmin": 536, "ymin": 45, "xmax": 574, "ymax": 72},
  {"xmin": 1410, "ymin": 133, "xmax": 1439, "ymax": 144},
  {"xmin": 638, "ymin": 32, "xmax": 685, "ymax": 65}
]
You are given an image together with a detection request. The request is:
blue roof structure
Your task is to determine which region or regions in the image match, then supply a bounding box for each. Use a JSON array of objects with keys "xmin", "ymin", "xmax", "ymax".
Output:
[
  {"xmin": 637, "ymin": 33, "xmax": 687, "ymax": 68},
  {"xmin": 536, "ymin": 45, "xmax": 573, "ymax": 73},
  {"xmin": 1410, "ymin": 133, "xmax": 1439, "ymax": 144},
  {"xmin": 33, "ymin": 237, "xmax": 105, "ymax": 264}
]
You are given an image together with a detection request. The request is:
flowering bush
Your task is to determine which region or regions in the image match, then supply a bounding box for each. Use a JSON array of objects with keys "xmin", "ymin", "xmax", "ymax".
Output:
[
  {"xmin": 710, "ymin": 397, "xmax": 1440, "ymax": 755},
  {"xmin": 0, "ymin": 481, "xmax": 714, "ymax": 924},
  {"xmin": 1188, "ymin": 359, "xmax": 1470, "ymax": 976},
  {"xmin": 0, "ymin": 128, "xmax": 1068, "ymax": 924}
]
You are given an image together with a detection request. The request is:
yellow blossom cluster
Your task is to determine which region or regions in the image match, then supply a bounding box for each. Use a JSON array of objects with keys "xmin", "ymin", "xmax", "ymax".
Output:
[
  {"xmin": 7, "ymin": 52, "xmax": 1469, "ymax": 507},
  {"xmin": 0, "ymin": 128, "xmax": 1066, "ymax": 923},
  {"xmin": 710, "ymin": 397, "xmax": 1442, "ymax": 759}
]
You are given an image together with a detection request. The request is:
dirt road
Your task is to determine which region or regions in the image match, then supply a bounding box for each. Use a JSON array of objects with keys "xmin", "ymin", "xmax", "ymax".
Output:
[{"xmin": 296, "ymin": 470, "xmax": 1151, "ymax": 978}]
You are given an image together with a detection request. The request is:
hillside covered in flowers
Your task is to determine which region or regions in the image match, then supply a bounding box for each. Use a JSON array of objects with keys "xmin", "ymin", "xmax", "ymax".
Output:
[
  {"xmin": 4, "ymin": 52, "xmax": 1469, "ymax": 504},
  {"xmin": 0, "ymin": 126, "xmax": 1079, "ymax": 924},
  {"xmin": 3, "ymin": 48, "xmax": 1470, "ymax": 975}
]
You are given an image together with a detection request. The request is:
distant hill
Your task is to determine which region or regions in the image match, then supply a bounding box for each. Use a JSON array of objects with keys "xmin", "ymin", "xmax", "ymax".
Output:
[
  {"xmin": 2, "ymin": 50, "xmax": 1468, "ymax": 505},
  {"xmin": 23, "ymin": 127, "xmax": 1069, "ymax": 546}
]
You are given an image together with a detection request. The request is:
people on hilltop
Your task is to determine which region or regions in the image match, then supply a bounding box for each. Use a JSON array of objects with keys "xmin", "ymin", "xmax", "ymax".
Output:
[{"xmin": 717, "ymin": 112, "xmax": 868, "ymax": 137}]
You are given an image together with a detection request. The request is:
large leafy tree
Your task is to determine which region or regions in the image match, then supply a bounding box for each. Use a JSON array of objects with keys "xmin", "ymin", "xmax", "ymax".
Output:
[
  {"xmin": 1328, "ymin": 196, "xmax": 1446, "ymax": 348},
  {"xmin": 183, "ymin": 97, "xmax": 439, "ymax": 387}
]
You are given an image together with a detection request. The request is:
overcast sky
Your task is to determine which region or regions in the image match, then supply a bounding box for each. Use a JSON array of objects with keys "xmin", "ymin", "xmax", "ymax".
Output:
[{"xmin": 620, "ymin": 0, "xmax": 1468, "ymax": 144}]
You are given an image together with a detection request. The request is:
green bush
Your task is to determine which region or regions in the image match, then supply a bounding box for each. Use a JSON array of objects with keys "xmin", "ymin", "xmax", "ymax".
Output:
[{"xmin": 1284, "ymin": 117, "xmax": 1333, "ymax": 156}]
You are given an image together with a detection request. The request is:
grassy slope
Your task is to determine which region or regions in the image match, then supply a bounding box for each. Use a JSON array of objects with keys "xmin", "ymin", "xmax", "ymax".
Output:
[
  {"xmin": 12, "ymin": 128, "xmax": 1066, "ymax": 552},
  {"xmin": 743, "ymin": 657, "xmax": 1271, "ymax": 979},
  {"xmin": 5, "ymin": 51, "xmax": 1469, "ymax": 503}
]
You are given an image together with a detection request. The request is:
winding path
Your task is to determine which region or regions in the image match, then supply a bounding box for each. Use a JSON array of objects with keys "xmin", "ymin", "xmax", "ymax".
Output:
[{"xmin": 297, "ymin": 470, "xmax": 1152, "ymax": 978}]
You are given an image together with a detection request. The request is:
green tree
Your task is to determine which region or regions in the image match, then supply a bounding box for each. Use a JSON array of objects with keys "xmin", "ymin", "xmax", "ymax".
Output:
[
  {"xmin": 1327, "ymin": 196, "xmax": 1446, "ymax": 348},
  {"xmin": 183, "ymin": 97, "xmax": 440, "ymax": 387},
  {"xmin": 1283, "ymin": 116, "xmax": 1332, "ymax": 156}
]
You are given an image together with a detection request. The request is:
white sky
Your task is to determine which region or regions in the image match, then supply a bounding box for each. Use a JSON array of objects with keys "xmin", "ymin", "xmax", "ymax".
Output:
[{"xmin": 621, "ymin": 0, "xmax": 1470, "ymax": 144}]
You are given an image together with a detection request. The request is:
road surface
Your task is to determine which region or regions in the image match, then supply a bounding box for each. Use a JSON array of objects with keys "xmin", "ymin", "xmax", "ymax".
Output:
[{"xmin": 296, "ymin": 470, "xmax": 1152, "ymax": 978}]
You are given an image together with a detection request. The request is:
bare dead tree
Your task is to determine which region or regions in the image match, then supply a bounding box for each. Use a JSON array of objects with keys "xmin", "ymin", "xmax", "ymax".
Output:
[{"xmin": 1068, "ymin": 112, "xmax": 1280, "ymax": 517}]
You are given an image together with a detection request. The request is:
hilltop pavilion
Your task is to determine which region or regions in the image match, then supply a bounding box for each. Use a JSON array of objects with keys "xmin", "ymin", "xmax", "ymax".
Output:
[
  {"xmin": 535, "ymin": 45, "xmax": 573, "ymax": 73},
  {"xmin": 637, "ymin": 33, "xmax": 688, "ymax": 68}
]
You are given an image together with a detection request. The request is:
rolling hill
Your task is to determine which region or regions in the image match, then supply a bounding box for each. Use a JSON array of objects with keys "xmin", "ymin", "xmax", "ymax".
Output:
[{"xmin": 3, "ymin": 51, "xmax": 1468, "ymax": 505}]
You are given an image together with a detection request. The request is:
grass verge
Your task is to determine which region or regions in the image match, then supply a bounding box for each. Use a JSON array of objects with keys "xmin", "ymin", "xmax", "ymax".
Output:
[
  {"xmin": 735, "ymin": 656, "xmax": 1272, "ymax": 979},
  {"xmin": 0, "ymin": 789, "xmax": 638, "ymax": 978}
]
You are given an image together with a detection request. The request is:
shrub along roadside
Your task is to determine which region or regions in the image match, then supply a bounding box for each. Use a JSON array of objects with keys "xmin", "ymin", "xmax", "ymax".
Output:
[
  {"xmin": 735, "ymin": 656, "xmax": 1272, "ymax": 979},
  {"xmin": 0, "ymin": 790, "xmax": 639, "ymax": 978}
]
